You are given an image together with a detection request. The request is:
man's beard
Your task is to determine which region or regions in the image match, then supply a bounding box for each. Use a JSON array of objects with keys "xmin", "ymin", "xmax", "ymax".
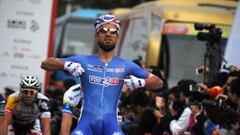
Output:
[
  {"xmin": 98, "ymin": 42, "xmax": 116, "ymax": 52},
  {"xmin": 22, "ymin": 98, "xmax": 34, "ymax": 106}
]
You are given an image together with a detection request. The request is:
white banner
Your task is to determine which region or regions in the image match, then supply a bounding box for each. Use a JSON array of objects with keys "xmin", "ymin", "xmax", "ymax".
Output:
[
  {"xmin": 224, "ymin": 1, "xmax": 240, "ymax": 67},
  {"xmin": 0, "ymin": 0, "xmax": 56, "ymax": 93}
]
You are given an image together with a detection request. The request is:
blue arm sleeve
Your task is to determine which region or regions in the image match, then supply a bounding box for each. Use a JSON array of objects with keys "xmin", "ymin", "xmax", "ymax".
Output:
[
  {"xmin": 62, "ymin": 104, "xmax": 74, "ymax": 114},
  {"xmin": 60, "ymin": 55, "xmax": 83, "ymax": 63},
  {"xmin": 125, "ymin": 61, "xmax": 150, "ymax": 79}
]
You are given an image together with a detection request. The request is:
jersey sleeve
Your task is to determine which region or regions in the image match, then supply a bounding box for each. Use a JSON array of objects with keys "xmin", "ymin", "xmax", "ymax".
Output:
[
  {"xmin": 60, "ymin": 55, "xmax": 83, "ymax": 63},
  {"xmin": 125, "ymin": 60, "xmax": 150, "ymax": 79},
  {"xmin": 5, "ymin": 92, "xmax": 21, "ymax": 113},
  {"xmin": 62, "ymin": 104, "xmax": 74, "ymax": 114},
  {"xmin": 62, "ymin": 84, "xmax": 83, "ymax": 114},
  {"xmin": 36, "ymin": 94, "xmax": 51, "ymax": 118}
]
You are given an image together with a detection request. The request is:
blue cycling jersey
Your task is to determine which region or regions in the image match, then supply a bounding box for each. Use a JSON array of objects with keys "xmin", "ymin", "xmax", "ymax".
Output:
[
  {"xmin": 0, "ymin": 94, "xmax": 5, "ymax": 116},
  {"xmin": 62, "ymin": 55, "xmax": 149, "ymax": 135}
]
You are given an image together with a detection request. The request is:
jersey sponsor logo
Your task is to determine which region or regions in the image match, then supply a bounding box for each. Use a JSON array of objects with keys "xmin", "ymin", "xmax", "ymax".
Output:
[
  {"xmin": 106, "ymin": 67, "xmax": 125, "ymax": 73},
  {"xmin": 87, "ymin": 64, "xmax": 103, "ymax": 72},
  {"xmin": 68, "ymin": 96, "xmax": 74, "ymax": 101},
  {"xmin": 74, "ymin": 131, "xmax": 84, "ymax": 135},
  {"xmin": 112, "ymin": 132, "xmax": 121, "ymax": 135},
  {"xmin": 115, "ymin": 68, "xmax": 124, "ymax": 73},
  {"xmin": 38, "ymin": 100, "xmax": 49, "ymax": 110},
  {"xmin": 89, "ymin": 75, "xmax": 120, "ymax": 87},
  {"xmin": 106, "ymin": 68, "xmax": 115, "ymax": 73},
  {"xmin": 67, "ymin": 93, "xmax": 81, "ymax": 101}
]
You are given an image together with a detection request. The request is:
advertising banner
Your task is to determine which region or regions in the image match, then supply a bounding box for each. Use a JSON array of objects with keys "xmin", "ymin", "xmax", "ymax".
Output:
[
  {"xmin": 0, "ymin": 0, "xmax": 57, "ymax": 93},
  {"xmin": 224, "ymin": 2, "xmax": 240, "ymax": 66}
]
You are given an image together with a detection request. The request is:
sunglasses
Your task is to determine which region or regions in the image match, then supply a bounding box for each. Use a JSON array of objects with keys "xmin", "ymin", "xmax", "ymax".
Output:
[
  {"xmin": 99, "ymin": 27, "xmax": 119, "ymax": 35},
  {"xmin": 21, "ymin": 89, "xmax": 37, "ymax": 95}
]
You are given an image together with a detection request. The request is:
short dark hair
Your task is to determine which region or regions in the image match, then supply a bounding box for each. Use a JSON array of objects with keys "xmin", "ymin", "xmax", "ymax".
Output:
[
  {"xmin": 131, "ymin": 88, "xmax": 149, "ymax": 107},
  {"xmin": 230, "ymin": 78, "xmax": 240, "ymax": 97},
  {"xmin": 167, "ymin": 86, "xmax": 180, "ymax": 100},
  {"xmin": 177, "ymin": 79, "xmax": 197, "ymax": 97},
  {"xmin": 228, "ymin": 71, "xmax": 240, "ymax": 78}
]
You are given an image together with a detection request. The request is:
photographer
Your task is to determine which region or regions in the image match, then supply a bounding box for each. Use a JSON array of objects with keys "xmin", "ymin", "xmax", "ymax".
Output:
[
  {"xmin": 202, "ymin": 93, "xmax": 239, "ymax": 135},
  {"xmin": 203, "ymin": 99, "xmax": 221, "ymax": 135},
  {"xmin": 223, "ymin": 71, "xmax": 240, "ymax": 110},
  {"xmin": 218, "ymin": 108, "xmax": 240, "ymax": 135}
]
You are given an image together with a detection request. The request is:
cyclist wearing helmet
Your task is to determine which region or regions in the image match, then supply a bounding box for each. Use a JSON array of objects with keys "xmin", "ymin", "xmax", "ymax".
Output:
[
  {"xmin": 3, "ymin": 76, "xmax": 51, "ymax": 135},
  {"xmin": 60, "ymin": 84, "xmax": 83, "ymax": 135},
  {"xmin": 41, "ymin": 14, "xmax": 163, "ymax": 135}
]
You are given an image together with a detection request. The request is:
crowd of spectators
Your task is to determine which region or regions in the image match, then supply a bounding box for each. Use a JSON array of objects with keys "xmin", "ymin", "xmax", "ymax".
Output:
[
  {"xmin": 119, "ymin": 62, "xmax": 240, "ymax": 135},
  {"xmin": 0, "ymin": 62, "xmax": 240, "ymax": 135}
]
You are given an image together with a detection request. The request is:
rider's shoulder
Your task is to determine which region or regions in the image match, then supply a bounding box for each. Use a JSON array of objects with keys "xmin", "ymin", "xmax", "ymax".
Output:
[
  {"xmin": 36, "ymin": 93, "xmax": 49, "ymax": 101},
  {"xmin": 68, "ymin": 84, "xmax": 81, "ymax": 91},
  {"xmin": 113, "ymin": 56, "xmax": 130, "ymax": 63},
  {"xmin": 117, "ymin": 57, "xmax": 135, "ymax": 65},
  {"xmin": 7, "ymin": 92, "xmax": 21, "ymax": 101},
  {"xmin": 64, "ymin": 84, "xmax": 81, "ymax": 96}
]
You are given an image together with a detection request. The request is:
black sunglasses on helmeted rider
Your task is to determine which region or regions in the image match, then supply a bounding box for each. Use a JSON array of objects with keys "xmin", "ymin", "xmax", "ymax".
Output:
[
  {"xmin": 21, "ymin": 89, "xmax": 37, "ymax": 95},
  {"xmin": 98, "ymin": 27, "xmax": 119, "ymax": 35}
]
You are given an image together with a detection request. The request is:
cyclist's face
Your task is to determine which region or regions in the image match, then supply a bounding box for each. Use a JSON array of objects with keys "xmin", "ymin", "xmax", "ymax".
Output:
[
  {"xmin": 21, "ymin": 88, "xmax": 37, "ymax": 105},
  {"xmin": 96, "ymin": 23, "xmax": 119, "ymax": 52}
]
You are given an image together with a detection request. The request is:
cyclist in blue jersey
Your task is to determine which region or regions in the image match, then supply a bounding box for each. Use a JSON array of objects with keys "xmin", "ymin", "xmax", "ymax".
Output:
[
  {"xmin": 41, "ymin": 14, "xmax": 163, "ymax": 135},
  {"xmin": 60, "ymin": 84, "xmax": 83, "ymax": 135}
]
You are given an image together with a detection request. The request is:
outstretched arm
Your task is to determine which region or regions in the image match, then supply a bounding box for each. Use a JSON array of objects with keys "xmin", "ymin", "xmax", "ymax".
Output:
[
  {"xmin": 124, "ymin": 74, "xmax": 163, "ymax": 91},
  {"xmin": 41, "ymin": 57, "xmax": 64, "ymax": 71},
  {"xmin": 41, "ymin": 57, "xmax": 85, "ymax": 77}
]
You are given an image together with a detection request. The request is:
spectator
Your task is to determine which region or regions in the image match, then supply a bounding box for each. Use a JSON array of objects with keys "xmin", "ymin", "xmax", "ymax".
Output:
[
  {"xmin": 130, "ymin": 89, "xmax": 157, "ymax": 135},
  {"xmin": 169, "ymin": 99, "xmax": 187, "ymax": 135},
  {"xmin": 230, "ymin": 78, "xmax": 240, "ymax": 115},
  {"xmin": 224, "ymin": 72, "xmax": 240, "ymax": 110},
  {"xmin": 152, "ymin": 94, "xmax": 171, "ymax": 135},
  {"xmin": 167, "ymin": 86, "xmax": 180, "ymax": 105}
]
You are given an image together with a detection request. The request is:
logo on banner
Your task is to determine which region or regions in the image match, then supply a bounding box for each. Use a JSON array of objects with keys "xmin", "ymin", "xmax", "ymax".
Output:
[
  {"xmin": 29, "ymin": 0, "xmax": 42, "ymax": 4},
  {"xmin": 0, "ymin": 72, "xmax": 7, "ymax": 77},
  {"xmin": 1, "ymin": 52, "xmax": 11, "ymax": 57},
  {"xmin": 14, "ymin": 38, "xmax": 32, "ymax": 45},
  {"xmin": 14, "ymin": 52, "xmax": 24, "ymax": 58},
  {"xmin": 30, "ymin": 20, "xmax": 39, "ymax": 32},
  {"xmin": 7, "ymin": 20, "xmax": 26, "ymax": 30},
  {"xmin": 17, "ymin": 10, "xmax": 34, "ymax": 17}
]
